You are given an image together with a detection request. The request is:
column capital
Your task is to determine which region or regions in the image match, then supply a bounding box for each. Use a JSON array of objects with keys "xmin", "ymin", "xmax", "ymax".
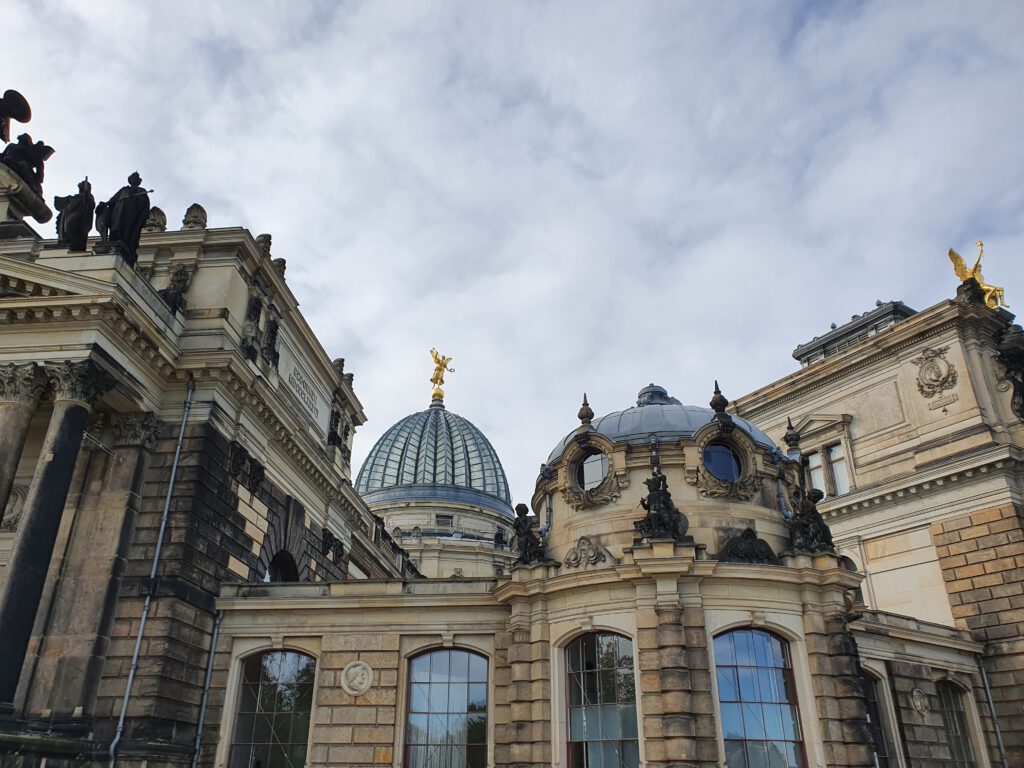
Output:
[
  {"xmin": 0, "ymin": 363, "xmax": 45, "ymax": 409},
  {"xmin": 111, "ymin": 411, "xmax": 161, "ymax": 448},
  {"xmin": 45, "ymin": 360, "xmax": 115, "ymax": 409}
]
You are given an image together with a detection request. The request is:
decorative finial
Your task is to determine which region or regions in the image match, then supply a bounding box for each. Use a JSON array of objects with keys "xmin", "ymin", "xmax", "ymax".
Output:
[
  {"xmin": 709, "ymin": 380, "xmax": 728, "ymax": 413},
  {"xmin": 783, "ymin": 417, "xmax": 801, "ymax": 451},
  {"xmin": 578, "ymin": 393, "xmax": 594, "ymax": 426},
  {"xmin": 429, "ymin": 347, "xmax": 454, "ymax": 401}
]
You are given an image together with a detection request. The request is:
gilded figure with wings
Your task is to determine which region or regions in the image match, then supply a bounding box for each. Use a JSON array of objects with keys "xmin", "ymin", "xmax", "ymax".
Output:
[
  {"xmin": 430, "ymin": 347, "xmax": 454, "ymax": 398},
  {"xmin": 949, "ymin": 241, "xmax": 1008, "ymax": 310}
]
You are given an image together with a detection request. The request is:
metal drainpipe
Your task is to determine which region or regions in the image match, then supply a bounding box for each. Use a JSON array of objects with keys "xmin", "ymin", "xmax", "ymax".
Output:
[
  {"xmin": 108, "ymin": 375, "xmax": 195, "ymax": 767},
  {"xmin": 978, "ymin": 654, "xmax": 1009, "ymax": 768},
  {"xmin": 191, "ymin": 609, "xmax": 224, "ymax": 768}
]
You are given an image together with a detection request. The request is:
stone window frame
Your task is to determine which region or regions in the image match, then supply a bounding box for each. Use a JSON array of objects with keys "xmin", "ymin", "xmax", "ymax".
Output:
[
  {"xmin": 687, "ymin": 421, "xmax": 766, "ymax": 496},
  {"xmin": 550, "ymin": 617, "xmax": 645, "ymax": 768},
  {"xmin": 214, "ymin": 635, "xmax": 323, "ymax": 768},
  {"xmin": 789, "ymin": 414, "xmax": 855, "ymax": 499},
  {"xmin": 705, "ymin": 613, "xmax": 825, "ymax": 768},
  {"xmin": 857, "ymin": 659, "xmax": 904, "ymax": 768},
  {"xmin": 394, "ymin": 635, "xmax": 495, "ymax": 768},
  {"xmin": 933, "ymin": 674, "xmax": 988, "ymax": 768}
]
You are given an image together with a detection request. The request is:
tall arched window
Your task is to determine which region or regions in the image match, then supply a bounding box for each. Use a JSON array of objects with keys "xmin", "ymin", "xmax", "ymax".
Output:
[
  {"xmin": 229, "ymin": 650, "xmax": 316, "ymax": 768},
  {"xmin": 860, "ymin": 668, "xmax": 894, "ymax": 768},
  {"xmin": 405, "ymin": 649, "xmax": 488, "ymax": 768},
  {"xmin": 714, "ymin": 629, "xmax": 806, "ymax": 768},
  {"xmin": 566, "ymin": 632, "xmax": 639, "ymax": 768},
  {"xmin": 936, "ymin": 681, "xmax": 977, "ymax": 767}
]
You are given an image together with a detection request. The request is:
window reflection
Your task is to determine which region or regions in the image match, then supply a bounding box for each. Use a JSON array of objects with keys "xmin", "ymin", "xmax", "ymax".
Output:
[
  {"xmin": 405, "ymin": 649, "xmax": 488, "ymax": 768},
  {"xmin": 229, "ymin": 651, "xmax": 316, "ymax": 768},
  {"xmin": 714, "ymin": 629, "xmax": 806, "ymax": 768},
  {"xmin": 566, "ymin": 633, "xmax": 639, "ymax": 768}
]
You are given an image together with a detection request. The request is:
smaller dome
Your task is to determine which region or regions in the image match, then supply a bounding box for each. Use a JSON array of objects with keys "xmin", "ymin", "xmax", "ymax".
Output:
[{"xmin": 547, "ymin": 384, "xmax": 776, "ymax": 463}]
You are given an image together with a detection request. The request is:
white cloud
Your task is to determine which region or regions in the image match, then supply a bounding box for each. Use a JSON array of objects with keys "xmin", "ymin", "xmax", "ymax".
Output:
[{"xmin": 5, "ymin": 0, "xmax": 1023, "ymax": 502}]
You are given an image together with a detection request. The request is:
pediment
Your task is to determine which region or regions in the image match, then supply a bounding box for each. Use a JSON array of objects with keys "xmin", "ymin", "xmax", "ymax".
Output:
[
  {"xmin": 0, "ymin": 256, "xmax": 114, "ymax": 299},
  {"xmin": 792, "ymin": 413, "xmax": 851, "ymax": 441}
]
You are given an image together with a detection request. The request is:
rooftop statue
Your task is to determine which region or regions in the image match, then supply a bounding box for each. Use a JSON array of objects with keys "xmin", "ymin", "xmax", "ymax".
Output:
[
  {"xmin": 429, "ymin": 347, "xmax": 454, "ymax": 400},
  {"xmin": 54, "ymin": 178, "xmax": 95, "ymax": 251},
  {"xmin": 0, "ymin": 133, "xmax": 54, "ymax": 196},
  {"xmin": 788, "ymin": 488, "xmax": 834, "ymax": 554},
  {"xmin": 0, "ymin": 88, "xmax": 31, "ymax": 144},
  {"xmin": 949, "ymin": 241, "xmax": 1008, "ymax": 310},
  {"xmin": 96, "ymin": 172, "xmax": 151, "ymax": 267},
  {"xmin": 634, "ymin": 468, "xmax": 689, "ymax": 542},
  {"xmin": 513, "ymin": 504, "xmax": 545, "ymax": 566}
]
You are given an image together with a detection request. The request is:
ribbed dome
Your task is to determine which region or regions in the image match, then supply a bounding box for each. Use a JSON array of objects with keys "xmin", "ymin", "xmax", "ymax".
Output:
[
  {"xmin": 356, "ymin": 399, "xmax": 513, "ymax": 517},
  {"xmin": 547, "ymin": 384, "xmax": 777, "ymax": 463}
]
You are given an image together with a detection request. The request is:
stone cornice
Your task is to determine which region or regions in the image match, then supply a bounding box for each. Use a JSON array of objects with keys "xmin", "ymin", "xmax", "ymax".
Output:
[
  {"xmin": 851, "ymin": 615, "xmax": 981, "ymax": 654},
  {"xmin": 734, "ymin": 300, "xmax": 1008, "ymax": 421}
]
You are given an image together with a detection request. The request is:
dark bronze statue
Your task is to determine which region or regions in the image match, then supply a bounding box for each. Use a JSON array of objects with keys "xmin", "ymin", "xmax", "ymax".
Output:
[
  {"xmin": 96, "ymin": 172, "xmax": 151, "ymax": 267},
  {"xmin": 54, "ymin": 178, "xmax": 95, "ymax": 251},
  {"xmin": 788, "ymin": 488, "xmax": 834, "ymax": 553},
  {"xmin": 0, "ymin": 133, "xmax": 54, "ymax": 195},
  {"xmin": 513, "ymin": 503, "xmax": 545, "ymax": 565},
  {"xmin": 718, "ymin": 528, "xmax": 780, "ymax": 565},
  {"xmin": 0, "ymin": 88, "xmax": 31, "ymax": 144},
  {"xmin": 634, "ymin": 468, "xmax": 689, "ymax": 542}
]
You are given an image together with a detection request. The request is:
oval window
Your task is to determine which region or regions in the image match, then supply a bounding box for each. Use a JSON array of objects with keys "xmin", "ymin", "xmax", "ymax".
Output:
[
  {"xmin": 703, "ymin": 443, "xmax": 741, "ymax": 483},
  {"xmin": 575, "ymin": 451, "xmax": 609, "ymax": 491}
]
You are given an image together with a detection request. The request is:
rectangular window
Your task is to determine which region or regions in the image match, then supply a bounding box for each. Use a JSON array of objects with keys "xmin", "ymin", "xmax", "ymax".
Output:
[
  {"xmin": 827, "ymin": 444, "xmax": 850, "ymax": 495},
  {"xmin": 805, "ymin": 444, "xmax": 851, "ymax": 498},
  {"xmin": 806, "ymin": 452, "xmax": 826, "ymax": 496},
  {"xmin": 937, "ymin": 682, "xmax": 976, "ymax": 767},
  {"xmin": 436, "ymin": 514, "xmax": 453, "ymax": 529}
]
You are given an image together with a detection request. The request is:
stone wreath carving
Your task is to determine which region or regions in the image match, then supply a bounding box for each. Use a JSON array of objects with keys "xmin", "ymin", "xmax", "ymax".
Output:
[
  {"xmin": 910, "ymin": 346, "xmax": 957, "ymax": 399},
  {"xmin": 340, "ymin": 660, "xmax": 374, "ymax": 696},
  {"xmin": 563, "ymin": 536, "xmax": 610, "ymax": 569},
  {"xmin": 560, "ymin": 465, "xmax": 629, "ymax": 511},
  {"xmin": 693, "ymin": 468, "xmax": 763, "ymax": 501}
]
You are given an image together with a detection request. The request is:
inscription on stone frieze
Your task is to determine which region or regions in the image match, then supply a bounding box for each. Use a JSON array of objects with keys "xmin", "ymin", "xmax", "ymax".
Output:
[{"xmin": 278, "ymin": 345, "xmax": 330, "ymax": 433}]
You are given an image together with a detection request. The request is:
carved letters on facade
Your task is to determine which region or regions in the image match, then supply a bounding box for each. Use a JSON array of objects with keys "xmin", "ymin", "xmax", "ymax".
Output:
[
  {"xmin": 910, "ymin": 346, "xmax": 957, "ymax": 399},
  {"xmin": 562, "ymin": 536, "xmax": 610, "ymax": 569}
]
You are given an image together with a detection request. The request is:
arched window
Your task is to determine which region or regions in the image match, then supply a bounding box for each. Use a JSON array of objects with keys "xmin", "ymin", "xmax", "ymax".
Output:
[
  {"xmin": 266, "ymin": 551, "xmax": 299, "ymax": 582},
  {"xmin": 936, "ymin": 681, "xmax": 977, "ymax": 767},
  {"xmin": 860, "ymin": 668, "xmax": 894, "ymax": 768},
  {"xmin": 565, "ymin": 633, "xmax": 639, "ymax": 768},
  {"xmin": 405, "ymin": 649, "xmax": 488, "ymax": 768},
  {"xmin": 714, "ymin": 629, "xmax": 806, "ymax": 768},
  {"xmin": 229, "ymin": 650, "xmax": 316, "ymax": 768}
]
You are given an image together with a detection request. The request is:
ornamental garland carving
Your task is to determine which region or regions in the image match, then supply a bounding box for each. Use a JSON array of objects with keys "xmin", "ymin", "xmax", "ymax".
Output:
[
  {"xmin": 560, "ymin": 466, "xmax": 629, "ymax": 511},
  {"xmin": 562, "ymin": 536, "xmax": 611, "ymax": 569},
  {"xmin": 692, "ymin": 468, "xmax": 763, "ymax": 501},
  {"xmin": 910, "ymin": 346, "xmax": 957, "ymax": 399}
]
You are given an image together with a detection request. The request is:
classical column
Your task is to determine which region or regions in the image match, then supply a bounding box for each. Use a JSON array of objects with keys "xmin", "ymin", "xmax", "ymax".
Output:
[
  {"xmin": 0, "ymin": 363, "xmax": 45, "ymax": 525},
  {"xmin": 0, "ymin": 360, "xmax": 112, "ymax": 705}
]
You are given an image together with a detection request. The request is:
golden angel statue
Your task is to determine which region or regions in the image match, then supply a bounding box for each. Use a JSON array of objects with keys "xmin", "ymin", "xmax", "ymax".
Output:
[
  {"xmin": 430, "ymin": 347, "xmax": 454, "ymax": 397},
  {"xmin": 949, "ymin": 241, "xmax": 1008, "ymax": 310}
]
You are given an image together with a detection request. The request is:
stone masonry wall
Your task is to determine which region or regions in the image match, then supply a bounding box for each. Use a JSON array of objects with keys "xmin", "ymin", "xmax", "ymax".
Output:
[{"xmin": 931, "ymin": 502, "xmax": 1024, "ymax": 765}]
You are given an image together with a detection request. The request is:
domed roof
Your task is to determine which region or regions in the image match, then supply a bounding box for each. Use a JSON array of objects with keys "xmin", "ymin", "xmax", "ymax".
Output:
[
  {"xmin": 356, "ymin": 399, "xmax": 513, "ymax": 517},
  {"xmin": 547, "ymin": 384, "xmax": 776, "ymax": 463}
]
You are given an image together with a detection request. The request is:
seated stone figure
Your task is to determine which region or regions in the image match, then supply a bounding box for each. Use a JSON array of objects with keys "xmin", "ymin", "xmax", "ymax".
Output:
[{"xmin": 789, "ymin": 488, "xmax": 835, "ymax": 553}]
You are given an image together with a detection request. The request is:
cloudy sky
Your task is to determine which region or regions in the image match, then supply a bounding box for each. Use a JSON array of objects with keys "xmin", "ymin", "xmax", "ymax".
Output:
[{"xmin": 6, "ymin": 1, "xmax": 1023, "ymax": 504}]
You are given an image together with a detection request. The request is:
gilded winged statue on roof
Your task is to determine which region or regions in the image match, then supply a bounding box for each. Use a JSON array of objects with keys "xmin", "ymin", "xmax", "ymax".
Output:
[{"xmin": 949, "ymin": 241, "xmax": 1008, "ymax": 310}]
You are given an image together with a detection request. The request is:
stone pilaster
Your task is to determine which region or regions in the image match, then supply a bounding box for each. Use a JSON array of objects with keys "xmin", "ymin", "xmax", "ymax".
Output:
[
  {"xmin": 803, "ymin": 607, "xmax": 874, "ymax": 767},
  {"xmin": 505, "ymin": 621, "xmax": 551, "ymax": 768},
  {"xmin": 0, "ymin": 363, "xmax": 45, "ymax": 524},
  {"xmin": 0, "ymin": 360, "xmax": 112, "ymax": 705},
  {"xmin": 22, "ymin": 412, "xmax": 158, "ymax": 719}
]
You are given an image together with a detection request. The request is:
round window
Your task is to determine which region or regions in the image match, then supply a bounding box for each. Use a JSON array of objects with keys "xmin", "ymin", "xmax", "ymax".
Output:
[
  {"xmin": 703, "ymin": 443, "xmax": 741, "ymax": 483},
  {"xmin": 576, "ymin": 451, "xmax": 609, "ymax": 491}
]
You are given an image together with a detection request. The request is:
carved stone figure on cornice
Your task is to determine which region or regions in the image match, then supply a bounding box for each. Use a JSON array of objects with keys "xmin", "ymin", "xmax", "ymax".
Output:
[
  {"xmin": 0, "ymin": 363, "xmax": 45, "ymax": 408},
  {"xmin": 46, "ymin": 360, "xmax": 114, "ymax": 406},
  {"xmin": 54, "ymin": 178, "xmax": 95, "ymax": 251},
  {"xmin": 321, "ymin": 527, "xmax": 345, "ymax": 561},
  {"xmin": 563, "ymin": 536, "xmax": 611, "ymax": 569},
  {"xmin": 513, "ymin": 503, "xmax": 545, "ymax": 565},
  {"xmin": 327, "ymin": 410, "xmax": 343, "ymax": 447},
  {"xmin": 910, "ymin": 346, "xmax": 957, "ymax": 399},
  {"xmin": 261, "ymin": 319, "xmax": 280, "ymax": 367},
  {"xmin": 158, "ymin": 266, "xmax": 192, "ymax": 315},
  {"xmin": 0, "ymin": 133, "xmax": 54, "ymax": 196},
  {"xmin": 228, "ymin": 440, "xmax": 250, "ymax": 485},
  {"xmin": 241, "ymin": 296, "xmax": 263, "ymax": 362},
  {"xmin": 693, "ymin": 468, "xmax": 764, "ymax": 501},
  {"xmin": 788, "ymin": 488, "xmax": 835, "ymax": 553},
  {"xmin": 995, "ymin": 324, "xmax": 1024, "ymax": 420},
  {"xmin": 95, "ymin": 172, "xmax": 151, "ymax": 267},
  {"xmin": 143, "ymin": 206, "xmax": 167, "ymax": 233},
  {"xmin": 256, "ymin": 233, "xmax": 272, "ymax": 256},
  {"xmin": 718, "ymin": 528, "xmax": 780, "ymax": 565},
  {"xmin": 181, "ymin": 202, "xmax": 207, "ymax": 230},
  {"xmin": 332, "ymin": 357, "xmax": 345, "ymax": 376},
  {"xmin": 111, "ymin": 412, "xmax": 160, "ymax": 448},
  {"xmin": 272, "ymin": 257, "xmax": 286, "ymax": 277},
  {"xmin": 634, "ymin": 468, "xmax": 689, "ymax": 542},
  {"xmin": 247, "ymin": 459, "xmax": 265, "ymax": 493}
]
